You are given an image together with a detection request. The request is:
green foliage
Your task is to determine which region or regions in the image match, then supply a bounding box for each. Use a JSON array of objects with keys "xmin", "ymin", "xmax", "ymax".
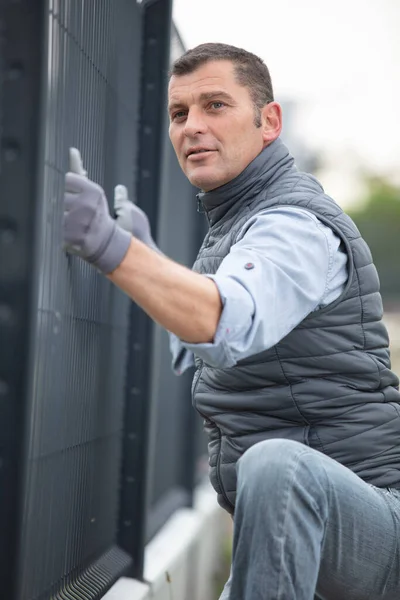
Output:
[{"xmin": 347, "ymin": 177, "xmax": 400, "ymax": 303}]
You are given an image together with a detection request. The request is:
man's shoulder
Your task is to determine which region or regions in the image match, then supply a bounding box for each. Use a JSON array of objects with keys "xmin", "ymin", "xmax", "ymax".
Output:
[
  {"xmin": 236, "ymin": 205, "xmax": 330, "ymax": 244},
  {"xmin": 253, "ymin": 168, "xmax": 339, "ymax": 217}
]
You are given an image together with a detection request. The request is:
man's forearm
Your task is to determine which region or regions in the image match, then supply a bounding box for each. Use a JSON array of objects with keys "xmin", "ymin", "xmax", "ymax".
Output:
[{"xmin": 107, "ymin": 237, "xmax": 222, "ymax": 343}]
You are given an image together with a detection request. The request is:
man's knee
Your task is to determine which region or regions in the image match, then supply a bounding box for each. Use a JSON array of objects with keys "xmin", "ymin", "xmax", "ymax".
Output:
[
  {"xmin": 239, "ymin": 438, "xmax": 305, "ymax": 468},
  {"xmin": 237, "ymin": 438, "xmax": 314, "ymax": 489}
]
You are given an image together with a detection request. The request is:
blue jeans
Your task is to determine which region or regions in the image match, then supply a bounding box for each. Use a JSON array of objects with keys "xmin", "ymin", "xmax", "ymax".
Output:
[{"xmin": 219, "ymin": 439, "xmax": 400, "ymax": 600}]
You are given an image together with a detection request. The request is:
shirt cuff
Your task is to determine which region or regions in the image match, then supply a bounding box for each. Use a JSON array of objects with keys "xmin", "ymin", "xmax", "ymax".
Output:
[
  {"xmin": 169, "ymin": 332, "xmax": 195, "ymax": 375},
  {"xmin": 177, "ymin": 274, "xmax": 255, "ymax": 369}
]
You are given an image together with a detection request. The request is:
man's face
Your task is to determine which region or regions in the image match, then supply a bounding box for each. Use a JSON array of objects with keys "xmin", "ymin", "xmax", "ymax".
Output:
[{"xmin": 168, "ymin": 60, "xmax": 276, "ymax": 191}]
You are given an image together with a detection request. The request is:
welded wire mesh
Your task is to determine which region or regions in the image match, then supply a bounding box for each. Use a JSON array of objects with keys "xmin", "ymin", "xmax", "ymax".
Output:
[{"xmin": 14, "ymin": 2, "xmax": 142, "ymax": 598}]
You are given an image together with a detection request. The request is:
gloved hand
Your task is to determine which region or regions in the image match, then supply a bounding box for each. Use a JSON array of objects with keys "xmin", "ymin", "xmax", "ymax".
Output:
[
  {"xmin": 63, "ymin": 148, "xmax": 132, "ymax": 273},
  {"xmin": 113, "ymin": 184, "xmax": 158, "ymax": 251}
]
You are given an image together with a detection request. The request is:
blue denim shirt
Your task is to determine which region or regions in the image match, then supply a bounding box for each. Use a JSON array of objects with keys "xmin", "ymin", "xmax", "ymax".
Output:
[{"xmin": 170, "ymin": 206, "xmax": 348, "ymax": 374}]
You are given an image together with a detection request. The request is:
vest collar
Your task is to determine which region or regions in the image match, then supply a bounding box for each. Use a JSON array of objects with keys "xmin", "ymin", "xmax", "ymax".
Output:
[{"xmin": 196, "ymin": 137, "xmax": 294, "ymax": 226}]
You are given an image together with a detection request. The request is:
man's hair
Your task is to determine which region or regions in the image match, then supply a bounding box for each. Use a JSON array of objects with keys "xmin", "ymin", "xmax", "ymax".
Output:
[{"xmin": 169, "ymin": 42, "xmax": 274, "ymax": 127}]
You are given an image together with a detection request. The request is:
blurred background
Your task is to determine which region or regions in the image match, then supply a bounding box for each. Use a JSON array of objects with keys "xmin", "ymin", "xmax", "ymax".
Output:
[
  {"xmin": 174, "ymin": 0, "xmax": 400, "ymax": 206},
  {"xmin": 0, "ymin": 1, "xmax": 399, "ymax": 600}
]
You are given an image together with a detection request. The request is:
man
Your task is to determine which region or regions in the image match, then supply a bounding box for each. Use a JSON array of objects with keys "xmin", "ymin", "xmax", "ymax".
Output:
[{"xmin": 64, "ymin": 43, "xmax": 400, "ymax": 599}]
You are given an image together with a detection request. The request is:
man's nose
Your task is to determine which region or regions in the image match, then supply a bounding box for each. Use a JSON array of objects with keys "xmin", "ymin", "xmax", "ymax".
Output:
[{"xmin": 183, "ymin": 108, "xmax": 208, "ymax": 136}]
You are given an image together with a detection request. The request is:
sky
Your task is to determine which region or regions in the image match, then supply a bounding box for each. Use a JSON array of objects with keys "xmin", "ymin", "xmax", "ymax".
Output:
[{"xmin": 172, "ymin": 0, "xmax": 400, "ymax": 206}]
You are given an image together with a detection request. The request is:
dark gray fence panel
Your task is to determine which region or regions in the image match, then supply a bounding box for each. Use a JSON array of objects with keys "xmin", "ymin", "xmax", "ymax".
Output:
[
  {"xmin": 1, "ymin": 1, "xmax": 144, "ymax": 598},
  {"xmin": 1, "ymin": 0, "xmax": 207, "ymax": 594}
]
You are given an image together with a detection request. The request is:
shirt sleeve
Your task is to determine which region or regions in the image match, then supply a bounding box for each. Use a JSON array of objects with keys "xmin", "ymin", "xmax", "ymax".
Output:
[{"xmin": 170, "ymin": 206, "xmax": 344, "ymax": 373}]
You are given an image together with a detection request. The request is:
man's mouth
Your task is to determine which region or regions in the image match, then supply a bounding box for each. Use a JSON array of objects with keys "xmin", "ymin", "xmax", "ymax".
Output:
[{"xmin": 186, "ymin": 148, "xmax": 216, "ymax": 159}]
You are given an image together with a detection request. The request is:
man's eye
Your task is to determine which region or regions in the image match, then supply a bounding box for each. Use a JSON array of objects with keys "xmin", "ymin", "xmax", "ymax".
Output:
[
  {"xmin": 210, "ymin": 101, "xmax": 225, "ymax": 110},
  {"xmin": 172, "ymin": 111, "xmax": 187, "ymax": 120}
]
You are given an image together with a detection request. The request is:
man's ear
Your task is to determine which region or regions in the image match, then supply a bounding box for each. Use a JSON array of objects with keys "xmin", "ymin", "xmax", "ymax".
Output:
[{"xmin": 261, "ymin": 102, "xmax": 282, "ymax": 145}]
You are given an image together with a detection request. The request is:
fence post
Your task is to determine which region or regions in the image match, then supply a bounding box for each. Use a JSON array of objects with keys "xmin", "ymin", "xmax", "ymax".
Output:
[
  {"xmin": 0, "ymin": 0, "xmax": 46, "ymax": 596},
  {"xmin": 118, "ymin": 0, "xmax": 174, "ymax": 580}
]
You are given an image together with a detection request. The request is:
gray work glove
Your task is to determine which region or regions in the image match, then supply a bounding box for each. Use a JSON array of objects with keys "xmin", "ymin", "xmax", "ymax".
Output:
[
  {"xmin": 113, "ymin": 184, "xmax": 158, "ymax": 251},
  {"xmin": 63, "ymin": 148, "xmax": 132, "ymax": 274}
]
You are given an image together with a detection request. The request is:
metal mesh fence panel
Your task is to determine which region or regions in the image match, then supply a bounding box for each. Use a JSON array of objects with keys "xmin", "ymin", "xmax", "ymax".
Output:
[
  {"xmin": 0, "ymin": 0, "xmax": 205, "ymax": 595},
  {"xmin": 1, "ymin": 0, "xmax": 143, "ymax": 598}
]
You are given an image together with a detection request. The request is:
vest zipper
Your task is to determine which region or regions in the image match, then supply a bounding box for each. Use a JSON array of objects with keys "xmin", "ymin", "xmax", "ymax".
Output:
[
  {"xmin": 196, "ymin": 195, "xmax": 211, "ymax": 226},
  {"xmin": 215, "ymin": 428, "xmax": 234, "ymax": 511}
]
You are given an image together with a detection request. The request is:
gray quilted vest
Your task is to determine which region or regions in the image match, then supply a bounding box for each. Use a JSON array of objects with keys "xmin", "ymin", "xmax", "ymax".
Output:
[{"xmin": 192, "ymin": 138, "xmax": 400, "ymax": 514}]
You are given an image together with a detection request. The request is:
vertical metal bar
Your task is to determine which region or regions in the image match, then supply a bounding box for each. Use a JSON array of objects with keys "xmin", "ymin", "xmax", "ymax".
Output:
[
  {"xmin": 117, "ymin": 0, "xmax": 173, "ymax": 580},
  {"xmin": 0, "ymin": 0, "xmax": 46, "ymax": 597}
]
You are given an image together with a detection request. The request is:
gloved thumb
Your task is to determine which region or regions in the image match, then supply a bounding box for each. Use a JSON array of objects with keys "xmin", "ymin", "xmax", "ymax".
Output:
[
  {"xmin": 69, "ymin": 147, "xmax": 87, "ymax": 177},
  {"xmin": 114, "ymin": 185, "xmax": 132, "ymax": 212}
]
